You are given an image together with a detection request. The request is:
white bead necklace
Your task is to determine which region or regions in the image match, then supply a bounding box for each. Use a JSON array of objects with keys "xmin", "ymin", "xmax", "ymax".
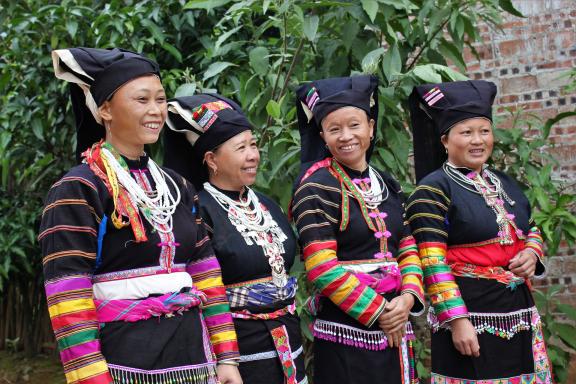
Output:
[
  {"xmin": 204, "ymin": 182, "xmax": 288, "ymax": 287},
  {"xmin": 101, "ymin": 147, "xmax": 181, "ymax": 233},
  {"xmin": 352, "ymin": 166, "xmax": 389, "ymax": 209}
]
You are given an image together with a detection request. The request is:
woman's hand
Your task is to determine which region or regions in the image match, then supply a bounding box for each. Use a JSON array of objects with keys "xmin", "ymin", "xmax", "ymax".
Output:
[
  {"xmin": 377, "ymin": 293, "xmax": 414, "ymax": 347},
  {"xmin": 509, "ymin": 249, "xmax": 538, "ymax": 278},
  {"xmin": 450, "ymin": 318, "xmax": 480, "ymax": 357},
  {"xmin": 216, "ymin": 363, "xmax": 243, "ymax": 384}
]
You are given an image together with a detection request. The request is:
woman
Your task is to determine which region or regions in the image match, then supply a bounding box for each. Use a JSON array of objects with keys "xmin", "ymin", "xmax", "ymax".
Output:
[
  {"xmin": 407, "ymin": 80, "xmax": 552, "ymax": 383},
  {"xmin": 290, "ymin": 75, "xmax": 425, "ymax": 384},
  {"xmin": 163, "ymin": 94, "xmax": 307, "ymax": 384},
  {"xmin": 40, "ymin": 48, "xmax": 242, "ymax": 384}
]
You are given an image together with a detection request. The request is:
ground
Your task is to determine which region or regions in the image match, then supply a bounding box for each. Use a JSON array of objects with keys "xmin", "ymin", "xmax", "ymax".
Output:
[{"xmin": 0, "ymin": 351, "xmax": 64, "ymax": 384}]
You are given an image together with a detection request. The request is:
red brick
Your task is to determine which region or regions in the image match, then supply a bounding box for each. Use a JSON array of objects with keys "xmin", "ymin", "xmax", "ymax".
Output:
[
  {"xmin": 500, "ymin": 75, "xmax": 538, "ymax": 94},
  {"xmin": 499, "ymin": 40, "xmax": 525, "ymax": 56}
]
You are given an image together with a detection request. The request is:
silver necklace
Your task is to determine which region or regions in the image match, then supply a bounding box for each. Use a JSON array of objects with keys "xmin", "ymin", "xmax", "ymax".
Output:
[
  {"xmin": 352, "ymin": 166, "xmax": 389, "ymax": 209},
  {"xmin": 443, "ymin": 162, "xmax": 517, "ymax": 244},
  {"xmin": 204, "ymin": 182, "xmax": 288, "ymax": 287}
]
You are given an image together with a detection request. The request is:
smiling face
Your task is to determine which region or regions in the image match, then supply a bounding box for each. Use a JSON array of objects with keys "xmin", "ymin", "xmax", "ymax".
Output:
[
  {"xmin": 205, "ymin": 130, "xmax": 260, "ymax": 191},
  {"xmin": 441, "ymin": 117, "xmax": 494, "ymax": 172},
  {"xmin": 320, "ymin": 106, "xmax": 374, "ymax": 171},
  {"xmin": 99, "ymin": 74, "xmax": 167, "ymax": 158}
]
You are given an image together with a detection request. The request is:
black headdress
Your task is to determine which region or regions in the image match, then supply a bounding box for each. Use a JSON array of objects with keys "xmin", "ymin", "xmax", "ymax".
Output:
[
  {"xmin": 294, "ymin": 75, "xmax": 379, "ymax": 184},
  {"xmin": 163, "ymin": 94, "xmax": 252, "ymax": 189},
  {"xmin": 52, "ymin": 47, "xmax": 160, "ymax": 162},
  {"xmin": 408, "ymin": 80, "xmax": 497, "ymax": 182}
]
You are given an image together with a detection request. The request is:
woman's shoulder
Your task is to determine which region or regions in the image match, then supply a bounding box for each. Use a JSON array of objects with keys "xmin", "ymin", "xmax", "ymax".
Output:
[
  {"xmin": 416, "ymin": 168, "xmax": 450, "ymax": 189},
  {"xmin": 51, "ymin": 163, "xmax": 102, "ymax": 193},
  {"xmin": 294, "ymin": 167, "xmax": 341, "ymax": 195}
]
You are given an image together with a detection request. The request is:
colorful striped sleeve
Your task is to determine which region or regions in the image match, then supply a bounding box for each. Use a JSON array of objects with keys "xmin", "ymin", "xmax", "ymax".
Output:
[
  {"xmin": 407, "ymin": 184, "xmax": 468, "ymax": 325},
  {"xmin": 397, "ymin": 235, "xmax": 425, "ymax": 315},
  {"xmin": 187, "ymin": 191, "xmax": 239, "ymax": 361},
  {"xmin": 525, "ymin": 224, "xmax": 546, "ymax": 277},
  {"xmin": 293, "ymin": 180, "xmax": 386, "ymax": 327},
  {"xmin": 40, "ymin": 173, "xmax": 113, "ymax": 384}
]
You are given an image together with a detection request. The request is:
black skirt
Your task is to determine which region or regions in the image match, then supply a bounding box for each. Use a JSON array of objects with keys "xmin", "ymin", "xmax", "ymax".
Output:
[
  {"xmin": 431, "ymin": 277, "xmax": 551, "ymax": 382},
  {"xmin": 100, "ymin": 308, "xmax": 217, "ymax": 383},
  {"xmin": 234, "ymin": 313, "xmax": 306, "ymax": 384}
]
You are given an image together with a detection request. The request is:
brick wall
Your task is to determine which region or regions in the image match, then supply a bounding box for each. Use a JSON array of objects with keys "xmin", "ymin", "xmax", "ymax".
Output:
[{"xmin": 461, "ymin": 0, "xmax": 576, "ymax": 305}]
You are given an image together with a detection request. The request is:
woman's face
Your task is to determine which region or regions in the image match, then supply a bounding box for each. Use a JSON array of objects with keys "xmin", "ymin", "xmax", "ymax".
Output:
[
  {"xmin": 320, "ymin": 106, "xmax": 374, "ymax": 171},
  {"xmin": 205, "ymin": 130, "xmax": 260, "ymax": 191},
  {"xmin": 441, "ymin": 117, "xmax": 494, "ymax": 172},
  {"xmin": 99, "ymin": 74, "xmax": 167, "ymax": 157}
]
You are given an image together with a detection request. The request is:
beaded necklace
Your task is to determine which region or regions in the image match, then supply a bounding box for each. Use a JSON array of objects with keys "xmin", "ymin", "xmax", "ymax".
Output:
[
  {"xmin": 84, "ymin": 141, "xmax": 181, "ymax": 242},
  {"xmin": 442, "ymin": 162, "xmax": 520, "ymax": 245},
  {"xmin": 330, "ymin": 159, "xmax": 393, "ymax": 260},
  {"xmin": 204, "ymin": 182, "xmax": 289, "ymax": 288}
]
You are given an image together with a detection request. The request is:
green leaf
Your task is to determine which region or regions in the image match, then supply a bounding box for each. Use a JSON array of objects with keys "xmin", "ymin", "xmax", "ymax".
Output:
[
  {"xmin": 202, "ymin": 61, "xmax": 237, "ymax": 81},
  {"xmin": 249, "ymin": 47, "xmax": 270, "ymax": 76},
  {"xmin": 556, "ymin": 323, "xmax": 576, "ymax": 349},
  {"xmin": 381, "ymin": 44, "xmax": 401, "ymax": 79},
  {"xmin": 266, "ymin": 99, "xmax": 281, "ymax": 119},
  {"xmin": 184, "ymin": 0, "xmax": 232, "ymax": 10},
  {"xmin": 439, "ymin": 39, "xmax": 467, "ymax": 72},
  {"xmin": 303, "ymin": 15, "xmax": 320, "ymax": 41},
  {"xmin": 66, "ymin": 20, "xmax": 78, "ymax": 38},
  {"xmin": 543, "ymin": 111, "xmax": 576, "ymax": 139},
  {"xmin": 361, "ymin": 47, "xmax": 385, "ymax": 74},
  {"xmin": 214, "ymin": 26, "xmax": 242, "ymax": 54},
  {"xmin": 175, "ymin": 83, "xmax": 197, "ymax": 97},
  {"xmin": 556, "ymin": 303, "xmax": 576, "ymax": 321},
  {"xmin": 361, "ymin": 0, "xmax": 378, "ymax": 22},
  {"xmin": 162, "ymin": 43, "xmax": 183, "ymax": 63},
  {"xmin": 498, "ymin": 0, "xmax": 524, "ymax": 18}
]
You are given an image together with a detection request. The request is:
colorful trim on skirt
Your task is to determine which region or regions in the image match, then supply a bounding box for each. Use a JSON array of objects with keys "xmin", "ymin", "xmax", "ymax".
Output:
[
  {"xmin": 313, "ymin": 319, "xmax": 415, "ymax": 351},
  {"xmin": 431, "ymin": 309, "xmax": 553, "ymax": 383},
  {"xmin": 428, "ymin": 306, "xmax": 540, "ymax": 340},
  {"xmin": 108, "ymin": 362, "xmax": 217, "ymax": 384}
]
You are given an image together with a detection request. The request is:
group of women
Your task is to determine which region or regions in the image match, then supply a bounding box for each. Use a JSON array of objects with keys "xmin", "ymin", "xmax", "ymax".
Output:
[{"xmin": 40, "ymin": 46, "xmax": 553, "ymax": 384}]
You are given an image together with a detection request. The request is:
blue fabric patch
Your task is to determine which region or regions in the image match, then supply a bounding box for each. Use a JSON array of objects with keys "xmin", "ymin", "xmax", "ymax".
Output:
[{"xmin": 95, "ymin": 215, "xmax": 108, "ymax": 271}]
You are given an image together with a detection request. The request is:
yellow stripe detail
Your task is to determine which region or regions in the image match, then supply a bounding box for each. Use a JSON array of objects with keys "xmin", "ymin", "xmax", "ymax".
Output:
[
  {"xmin": 210, "ymin": 331, "xmax": 237, "ymax": 344},
  {"xmin": 408, "ymin": 212, "xmax": 445, "ymax": 222},
  {"xmin": 48, "ymin": 298, "xmax": 95, "ymax": 318},
  {"xmin": 419, "ymin": 247, "xmax": 447, "ymax": 257},
  {"xmin": 328, "ymin": 275, "xmax": 359, "ymax": 305},
  {"xmin": 194, "ymin": 277, "xmax": 222, "ymax": 290},
  {"xmin": 412, "ymin": 185, "xmax": 450, "ymax": 204},
  {"xmin": 64, "ymin": 360, "xmax": 108, "ymax": 383},
  {"xmin": 304, "ymin": 249, "xmax": 334, "ymax": 271}
]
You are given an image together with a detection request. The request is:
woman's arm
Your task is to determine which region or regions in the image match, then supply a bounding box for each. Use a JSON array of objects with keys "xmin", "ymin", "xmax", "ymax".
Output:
[
  {"xmin": 40, "ymin": 172, "xmax": 113, "ymax": 384},
  {"xmin": 292, "ymin": 180, "xmax": 386, "ymax": 327}
]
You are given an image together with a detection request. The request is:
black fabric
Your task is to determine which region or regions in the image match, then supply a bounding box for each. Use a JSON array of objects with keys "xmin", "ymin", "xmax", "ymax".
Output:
[
  {"xmin": 63, "ymin": 47, "xmax": 160, "ymax": 105},
  {"xmin": 292, "ymin": 162, "xmax": 417, "ymax": 383},
  {"xmin": 198, "ymin": 185, "xmax": 306, "ymax": 382},
  {"xmin": 295, "ymin": 75, "xmax": 379, "ymax": 185},
  {"xmin": 407, "ymin": 167, "xmax": 545, "ymax": 379},
  {"xmin": 101, "ymin": 308, "xmax": 210, "ymax": 370},
  {"xmin": 40, "ymin": 158, "xmax": 218, "ymax": 371},
  {"xmin": 407, "ymin": 167, "xmax": 533, "ymax": 246},
  {"xmin": 432, "ymin": 278, "xmax": 535, "ymax": 379},
  {"xmin": 164, "ymin": 94, "xmax": 252, "ymax": 190},
  {"xmin": 408, "ymin": 80, "xmax": 497, "ymax": 181},
  {"xmin": 198, "ymin": 187, "xmax": 296, "ymax": 287},
  {"xmin": 234, "ymin": 315, "xmax": 306, "ymax": 384},
  {"xmin": 70, "ymin": 84, "xmax": 105, "ymax": 163}
]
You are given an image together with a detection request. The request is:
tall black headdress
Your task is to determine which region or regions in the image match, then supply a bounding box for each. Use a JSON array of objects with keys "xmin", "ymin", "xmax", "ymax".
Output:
[
  {"xmin": 52, "ymin": 47, "xmax": 160, "ymax": 162},
  {"xmin": 163, "ymin": 94, "xmax": 252, "ymax": 190},
  {"xmin": 408, "ymin": 80, "xmax": 497, "ymax": 182},
  {"xmin": 294, "ymin": 75, "xmax": 379, "ymax": 184}
]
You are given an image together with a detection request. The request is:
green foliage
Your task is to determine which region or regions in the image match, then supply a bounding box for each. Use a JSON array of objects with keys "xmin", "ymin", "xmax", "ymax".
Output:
[
  {"xmin": 492, "ymin": 109, "xmax": 576, "ymax": 255},
  {"xmin": 1, "ymin": 2, "xmax": 575, "ymax": 382},
  {"xmin": 534, "ymin": 286, "xmax": 576, "ymax": 383}
]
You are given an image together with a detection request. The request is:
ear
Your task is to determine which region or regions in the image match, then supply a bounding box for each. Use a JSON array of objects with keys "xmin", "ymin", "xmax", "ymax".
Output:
[
  {"xmin": 369, "ymin": 118, "xmax": 375, "ymax": 138},
  {"xmin": 204, "ymin": 151, "xmax": 217, "ymax": 172},
  {"xmin": 319, "ymin": 129, "xmax": 325, "ymax": 141},
  {"xmin": 440, "ymin": 133, "xmax": 449, "ymax": 149},
  {"xmin": 98, "ymin": 101, "xmax": 112, "ymax": 123}
]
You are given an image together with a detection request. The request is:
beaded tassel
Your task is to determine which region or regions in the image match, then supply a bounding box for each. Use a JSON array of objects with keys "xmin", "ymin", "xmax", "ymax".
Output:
[{"xmin": 108, "ymin": 365, "xmax": 217, "ymax": 384}]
